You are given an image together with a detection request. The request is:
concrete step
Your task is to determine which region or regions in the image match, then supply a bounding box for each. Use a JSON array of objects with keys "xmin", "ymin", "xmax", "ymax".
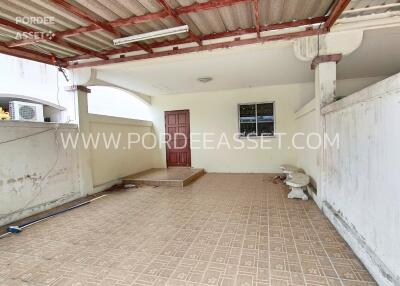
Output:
[{"xmin": 122, "ymin": 167, "xmax": 205, "ymax": 187}]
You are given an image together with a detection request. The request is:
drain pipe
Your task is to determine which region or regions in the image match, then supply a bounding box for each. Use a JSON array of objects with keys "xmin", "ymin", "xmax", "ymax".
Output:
[{"xmin": 0, "ymin": 195, "xmax": 107, "ymax": 239}]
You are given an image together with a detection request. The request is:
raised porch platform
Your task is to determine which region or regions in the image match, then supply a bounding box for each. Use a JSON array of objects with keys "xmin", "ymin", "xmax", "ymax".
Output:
[{"xmin": 122, "ymin": 167, "xmax": 205, "ymax": 187}]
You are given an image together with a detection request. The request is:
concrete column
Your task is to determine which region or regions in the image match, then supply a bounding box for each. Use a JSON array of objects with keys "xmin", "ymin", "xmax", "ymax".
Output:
[
  {"xmin": 313, "ymin": 59, "xmax": 338, "ymax": 205},
  {"xmin": 315, "ymin": 61, "xmax": 337, "ymax": 107},
  {"xmin": 65, "ymin": 85, "xmax": 93, "ymax": 196},
  {"xmin": 293, "ymin": 32, "xmax": 362, "ymax": 206}
]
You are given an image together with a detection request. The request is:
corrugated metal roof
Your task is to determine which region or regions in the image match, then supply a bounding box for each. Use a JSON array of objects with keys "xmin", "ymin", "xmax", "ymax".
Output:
[
  {"xmin": 0, "ymin": 0, "xmax": 397, "ymax": 66},
  {"xmin": 343, "ymin": 0, "xmax": 400, "ymax": 18}
]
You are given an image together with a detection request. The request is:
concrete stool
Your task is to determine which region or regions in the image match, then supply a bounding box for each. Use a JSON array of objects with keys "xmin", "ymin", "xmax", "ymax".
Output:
[
  {"xmin": 280, "ymin": 164, "xmax": 301, "ymax": 181},
  {"xmin": 280, "ymin": 164, "xmax": 299, "ymax": 172},
  {"xmin": 286, "ymin": 173, "xmax": 310, "ymax": 201}
]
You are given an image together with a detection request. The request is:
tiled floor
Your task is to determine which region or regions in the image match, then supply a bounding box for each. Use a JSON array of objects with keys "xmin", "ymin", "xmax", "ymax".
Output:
[{"xmin": 0, "ymin": 174, "xmax": 376, "ymax": 286}]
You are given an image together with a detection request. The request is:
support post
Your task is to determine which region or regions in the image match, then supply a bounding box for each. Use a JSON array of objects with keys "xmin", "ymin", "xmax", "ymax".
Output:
[
  {"xmin": 293, "ymin": 33, "xmax": 361, "ymax": 207},
  {"xmin": 313, "ymin": 57, "xmax": 339, "ymax": 204},
  {"xmin": 65, "ymin": 85, "xmax": 93, "ymax": 196},
  {"xmin": 315, "ymin": 61, "xmax": 338, "ymax": 107},
  {"xmin": 313, "ymin": 54, "xmax": 341, "ymax": 107}
]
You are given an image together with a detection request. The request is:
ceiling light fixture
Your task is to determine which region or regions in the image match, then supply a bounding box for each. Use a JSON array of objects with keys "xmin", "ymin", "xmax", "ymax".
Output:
[
  {"xmin": 197, "ymin": 77, "xmax": 213, "ymax": 83},
  {"xmin": 113, "ymin": 25, "xmax": 189, "ymax": 45}
]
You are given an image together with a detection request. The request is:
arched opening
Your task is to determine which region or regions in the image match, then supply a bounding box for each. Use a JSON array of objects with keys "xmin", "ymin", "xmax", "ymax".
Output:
[{"xmin": 87, "ymin": 86, "xmax": 151, "ymax": 121}]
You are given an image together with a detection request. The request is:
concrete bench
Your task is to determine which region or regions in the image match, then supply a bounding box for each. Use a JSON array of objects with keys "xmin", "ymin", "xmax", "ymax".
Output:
[{"xmin": 286, "ymin": 173, "xmax": 310, "ymax": 200}]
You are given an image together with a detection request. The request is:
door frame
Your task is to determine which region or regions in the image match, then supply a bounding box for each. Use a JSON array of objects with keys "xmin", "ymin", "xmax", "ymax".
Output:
[{"xmin": 164, "ymin": 109, "xmax": 191, "ymax": 167}]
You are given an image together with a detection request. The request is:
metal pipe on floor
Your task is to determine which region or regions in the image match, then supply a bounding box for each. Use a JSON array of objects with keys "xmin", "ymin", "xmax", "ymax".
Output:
[{"xmin": 0, "ymin": 195, "xmax": 107, "ymax": 239}]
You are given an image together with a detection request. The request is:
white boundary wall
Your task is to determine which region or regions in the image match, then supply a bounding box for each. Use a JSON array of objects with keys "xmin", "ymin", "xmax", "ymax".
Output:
[
  {"xmin": 0, "ymin": 122, "xmax": 81, "ymax": 226},
  {"xmin": 88, "ymin": 114, "xmax": 156, "ymax": 191},
  {"xmin": 320, "ymin": 73, "xmax": 400, "ymax": 286}
]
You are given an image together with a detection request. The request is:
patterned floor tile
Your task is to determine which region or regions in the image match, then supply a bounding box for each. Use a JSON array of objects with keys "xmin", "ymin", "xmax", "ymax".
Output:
[{"xmin": 0, "ymin": 174, "xmax": 377, "ymax": 286}]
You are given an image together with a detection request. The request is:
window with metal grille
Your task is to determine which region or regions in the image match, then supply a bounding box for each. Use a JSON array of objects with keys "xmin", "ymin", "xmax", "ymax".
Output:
[{"xmin": 238, "ymin": 102, "xmax": 275, "ymax": 137}]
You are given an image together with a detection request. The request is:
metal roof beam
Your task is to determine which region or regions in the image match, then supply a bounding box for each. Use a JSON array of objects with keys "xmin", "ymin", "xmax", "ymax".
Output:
[
  {"xmin": 175, "ymin": 0, "xmax": 249, "ymax": 14},
  {"xmin": 342, "ymin": 3, "xmax": 400, "ymax": 14},
  {"xmin": 324, "ymin": 0, "xmax": 351, "ymax": 30},
  {"xmin": 252, "ymin": 0, "xmax": 261, "ymax": 38},
  {"xmin": 68, "ymin": 28, "xmax": 328, "ymax": 69},
  {"xmin": 52, "ymin": 37, "xmax": 108, "ymax": 60},
  {"xmin": 311, "ymin": 53, "xmax": 342, "ymax": 70},
  {"xmin": 49, "ymin": 0, "xmax": 122, "ymax": 37},
  {"xmin": 157, "ymin": 0, "xmax": 202, "ymax": 46},
  {"xmin": 0, "ymin": 0, "xmax": 327, "ymax": 64},
  {"xmin": 65, "ymin": 16, "xmax": 327, "ymax": 62},
  {"xmin": 0, "ymin": 42, "xmax": 57, "ymax": 65},
  {"xmin": 5, "ymin": 0, "xmax": 250, "ymax": 48},
  {"xmin": 0, "ymin": 18, "xmax": 35, "ymax": 33},
  {"xmin": 48, "ymin": 0, "xmax": 153, "ymax": 54},
  {"xmin": 0, "ymin": 18, "xmax": 108, "ymax": 60}
]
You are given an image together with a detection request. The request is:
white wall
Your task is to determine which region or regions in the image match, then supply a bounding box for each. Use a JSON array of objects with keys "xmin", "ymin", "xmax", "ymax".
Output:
[
  {"xmin": 88, "ymin": 114, "xmax": 156, "ymax": 189},
  {"xmin": 150, "ymin": 77, "xmax": 386, "ymax": 173},
  {"xmin": 88, "ymin": 86, "xmax": 151, "ymax": 120},
  {"xmin": 294, "ymin": 98, "xmax": 319, "ymax": 188},
  {"xmin": 0, "ymin": 114, "xmax": 157, "ymax": 226},
  {"xmin": 336, "ymin": 76, "xmax": 386, "ymax": 98},
  {"xmin": 0, "ymin": 54, "xmax": 76, "ymax": 122},
  {"xmin": 293, "ymin": 76, "xmax": 387, "ymax": 191},
  {"xmin": 321, "ymin": 73, "xmax": 400, "ymax": 286},
  {"xmin": 151, "ymin": 83, "xmax": 315, "ymax": 173},
  {"xmin": 0, "ymin": 121, "xmax": 82, "ymax": 226}
]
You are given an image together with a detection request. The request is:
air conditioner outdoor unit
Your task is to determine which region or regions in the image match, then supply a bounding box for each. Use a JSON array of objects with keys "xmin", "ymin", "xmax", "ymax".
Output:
[{"xmin": 9, "ymin": 101, "xmax": 44, "ymax": 122}]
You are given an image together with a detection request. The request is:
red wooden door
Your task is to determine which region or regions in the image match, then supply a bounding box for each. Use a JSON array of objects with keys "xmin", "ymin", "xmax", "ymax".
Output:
[{"xmin": 165, "ymin": 110, "xmax": 191, "ymax": 167}]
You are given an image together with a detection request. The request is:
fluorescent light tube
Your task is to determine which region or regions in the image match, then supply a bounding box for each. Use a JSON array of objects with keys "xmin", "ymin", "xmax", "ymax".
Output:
[{"xmin": 113, "ymin": 25, "xmax": 189, "ymax": 45}]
